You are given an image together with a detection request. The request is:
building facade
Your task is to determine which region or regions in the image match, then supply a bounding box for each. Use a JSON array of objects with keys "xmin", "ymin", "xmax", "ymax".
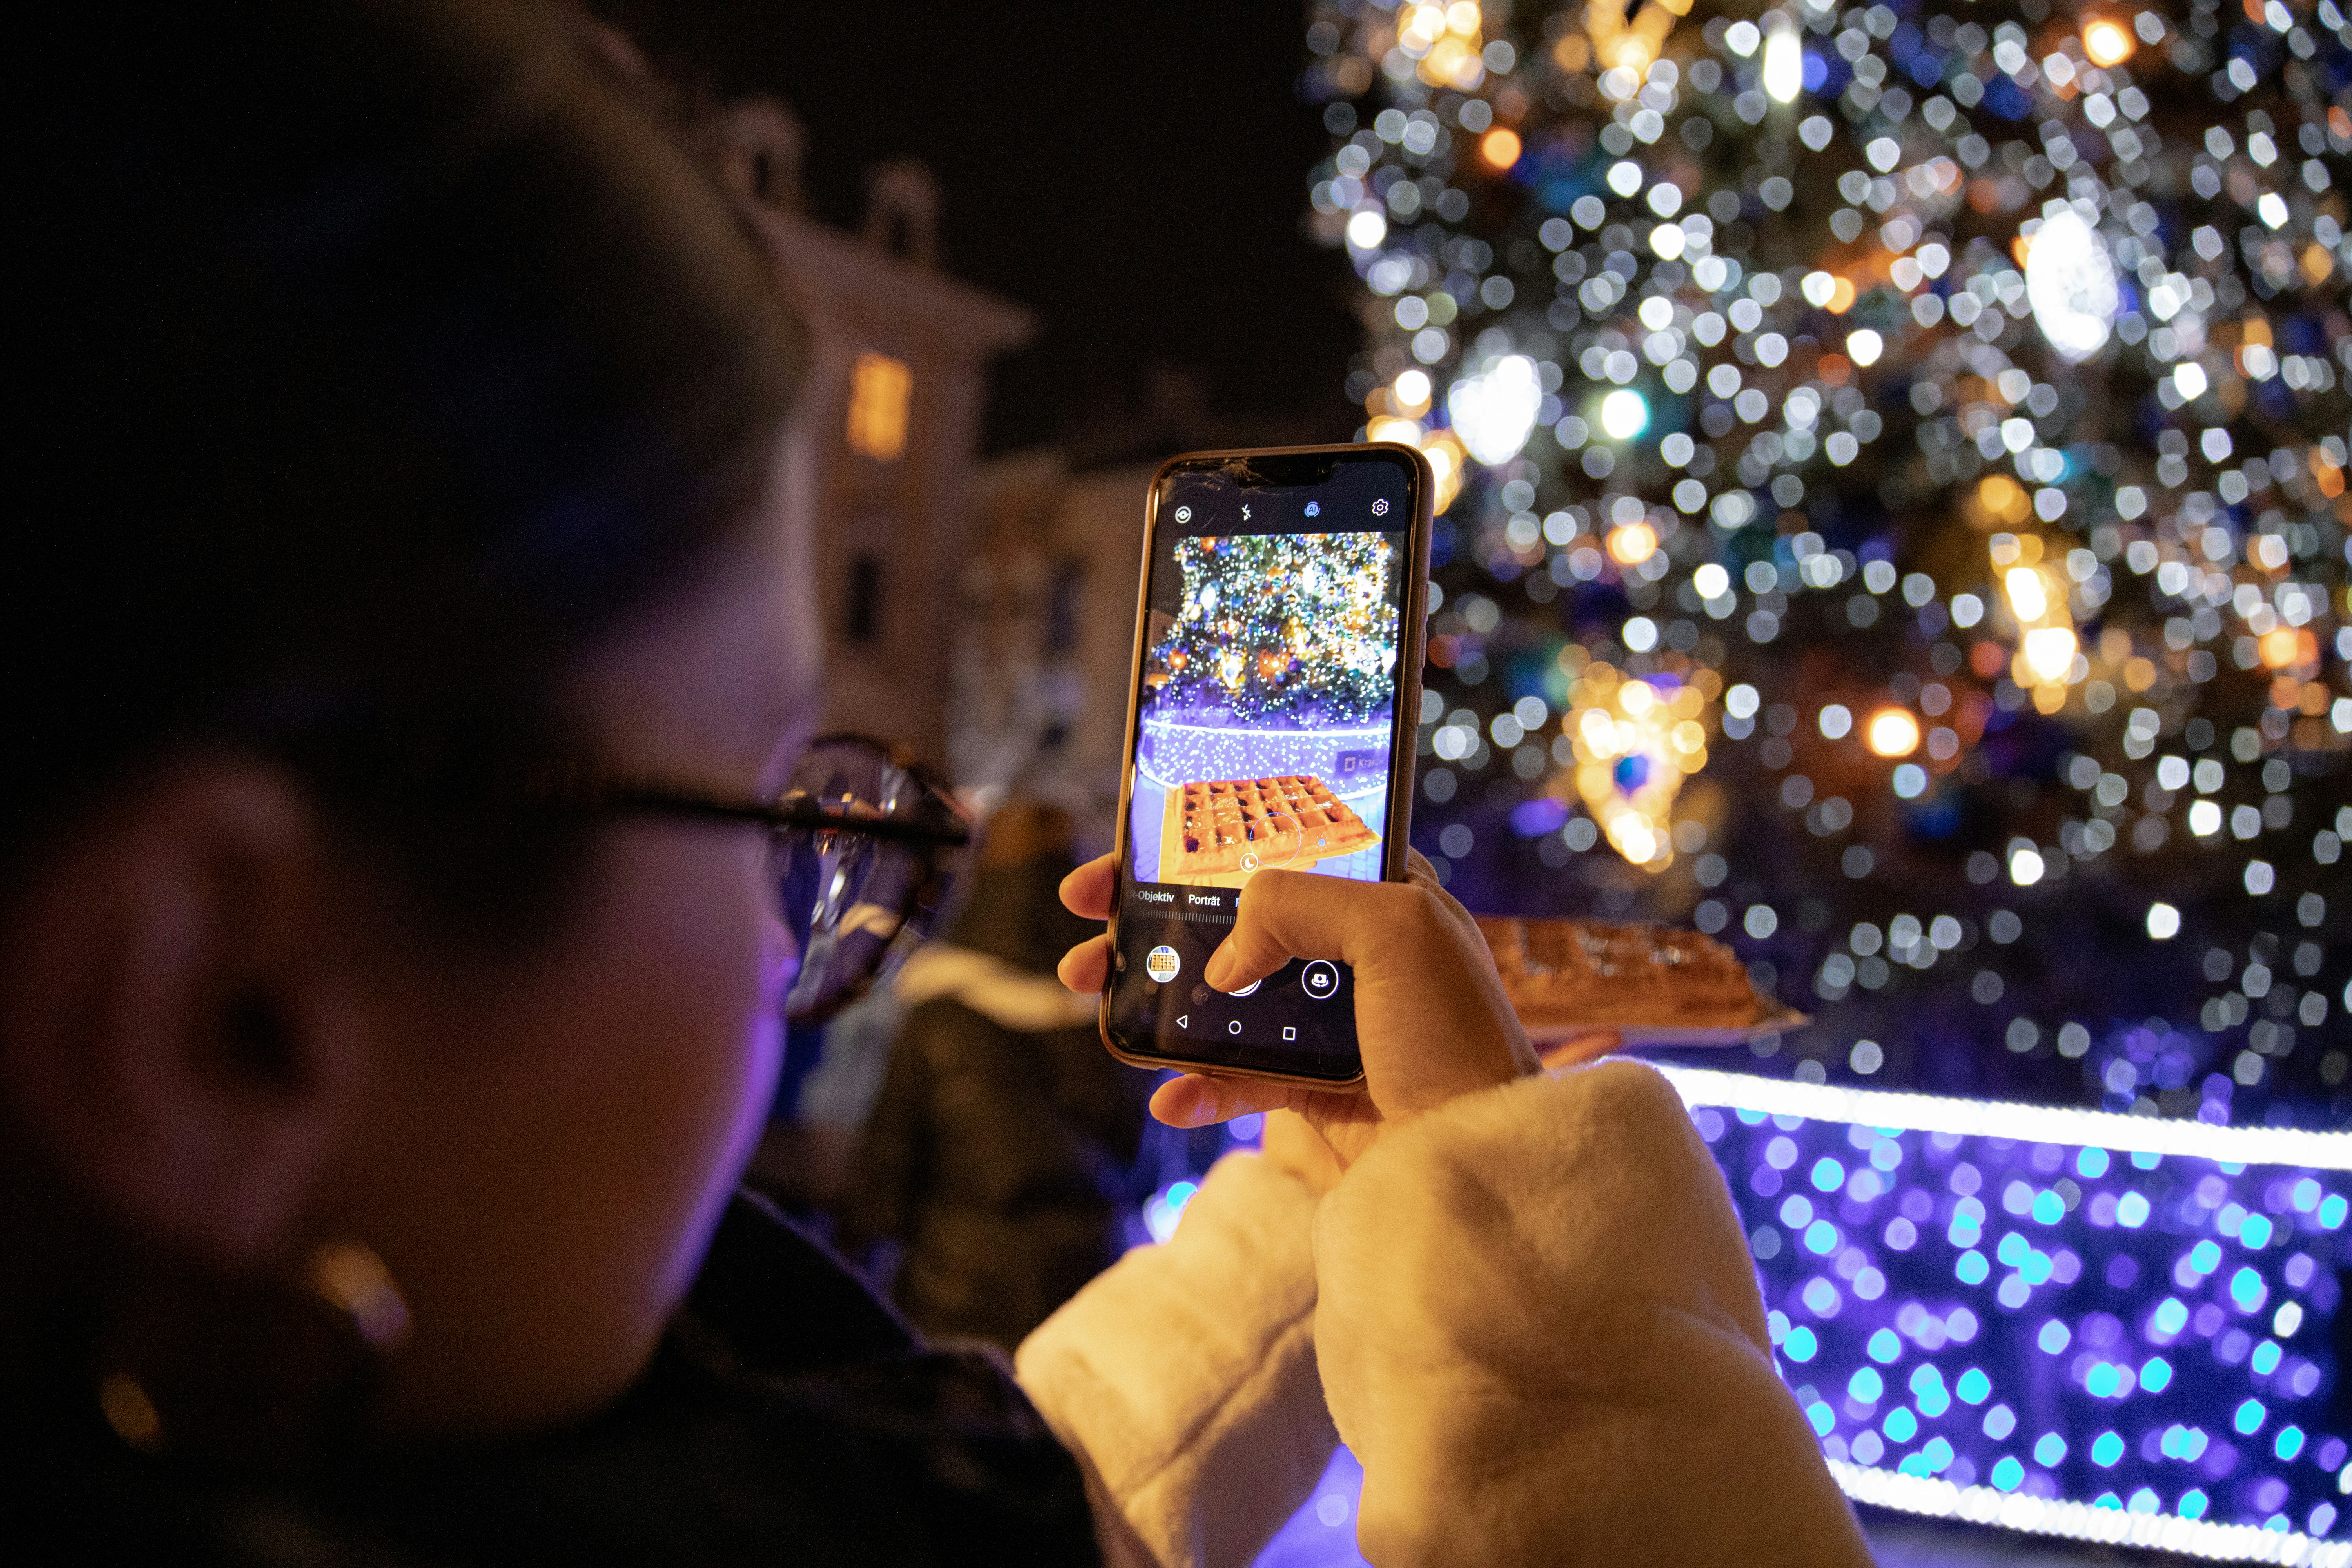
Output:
[{"xmin": 715, "ymin": 99, "xmax": 1034, "ymax": 768}]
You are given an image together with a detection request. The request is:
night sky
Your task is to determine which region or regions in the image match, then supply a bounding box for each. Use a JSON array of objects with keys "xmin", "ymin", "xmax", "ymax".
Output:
[{"xmin": 601, "ymin": 1, "xmax": 1363, "ymax": 454}]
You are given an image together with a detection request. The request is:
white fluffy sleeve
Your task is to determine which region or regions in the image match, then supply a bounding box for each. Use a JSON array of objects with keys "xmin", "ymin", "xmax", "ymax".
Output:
[
  {"xmin": 1015, "ymin": 1150, "xmax": 1338, "ymax": 1568},
  {"xmin": 1313, "ymin": 1060, "xmax": 1873, "ymax": 1568}
]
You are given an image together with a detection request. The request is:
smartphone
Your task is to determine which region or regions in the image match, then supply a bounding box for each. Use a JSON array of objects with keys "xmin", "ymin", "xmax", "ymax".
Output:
[{"xmin": 1100, "ymin": 443, "xmax": 1434, "ymax": 1091}]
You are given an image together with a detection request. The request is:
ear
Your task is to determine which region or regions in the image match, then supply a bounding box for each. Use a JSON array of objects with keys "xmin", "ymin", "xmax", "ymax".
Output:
[{"xmin": 0, "ymin": 760, "xmax": 368, "ymax": 1267}]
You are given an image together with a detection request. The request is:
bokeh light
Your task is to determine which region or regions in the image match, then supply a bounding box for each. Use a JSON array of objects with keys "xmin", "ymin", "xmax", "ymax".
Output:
[
  {"xmin": 2082, "ymin": 17, "xmax": 2136, "ymax": 67},
  {"xmin": 1866, "ymin": 709, "xmax": 1922, "ymax": 759}
]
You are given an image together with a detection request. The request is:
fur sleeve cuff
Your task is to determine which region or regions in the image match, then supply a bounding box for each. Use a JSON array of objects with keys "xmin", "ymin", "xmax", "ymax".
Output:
[{"xmin": 1016, "ymin": 1151, "xmax": 1338, "ymax": 1568}]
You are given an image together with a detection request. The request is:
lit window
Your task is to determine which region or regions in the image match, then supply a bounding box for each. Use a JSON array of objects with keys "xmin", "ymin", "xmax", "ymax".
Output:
[{"xmin": 846, "ymin": 351, "xmax": 911, "ymax": 461}]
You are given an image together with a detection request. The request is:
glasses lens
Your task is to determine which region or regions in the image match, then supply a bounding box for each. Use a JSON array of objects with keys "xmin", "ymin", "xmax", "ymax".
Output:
[{"xmin": 773, "ymin": 739, "xmax": 962, "ymax": 1021}]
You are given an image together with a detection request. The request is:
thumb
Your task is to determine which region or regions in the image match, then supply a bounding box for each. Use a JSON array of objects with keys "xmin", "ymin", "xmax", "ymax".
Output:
[{"xmin": 1200, "ymin": 867, "xmax": 1362, "ymax": 991}]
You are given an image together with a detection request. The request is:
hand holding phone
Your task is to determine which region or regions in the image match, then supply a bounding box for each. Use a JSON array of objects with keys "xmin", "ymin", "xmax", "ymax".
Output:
[{"xmin": 1058, "ymin": 848, "xmax": 1541, "ymax": 1167}]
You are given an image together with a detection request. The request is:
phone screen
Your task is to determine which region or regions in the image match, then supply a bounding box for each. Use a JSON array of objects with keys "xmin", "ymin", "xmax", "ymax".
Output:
[{"xmin": 1105, "ymin": 447, "xmax": 1426, "ymax": 1083}]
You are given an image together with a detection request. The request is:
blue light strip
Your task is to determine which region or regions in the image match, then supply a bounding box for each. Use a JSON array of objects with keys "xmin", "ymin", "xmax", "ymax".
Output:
[
  {"xmin": 1829, "ymin": 1461, "xmax": 2350, "ymax": 1566},
  {"xmin": 1653, "ymin": 1064, "xmax": 2350, "ymax": 1555},
  {"xmin": 1658, "ymin": 1067, "xmax": 2352, "ymax": 1171}
]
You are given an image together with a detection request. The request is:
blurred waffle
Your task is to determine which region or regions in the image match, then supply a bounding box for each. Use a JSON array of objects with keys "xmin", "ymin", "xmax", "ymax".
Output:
[{"xmin": 1475, "ymin": 915, "xmax": 1805, "ymax": 1047}]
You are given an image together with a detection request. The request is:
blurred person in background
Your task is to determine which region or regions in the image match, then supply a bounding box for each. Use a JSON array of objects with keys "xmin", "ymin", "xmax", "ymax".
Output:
[
  {"xmin": 0, "ymin": 3, "xmax": 1869, "ymax": 1564},
  {"xmin": 841, "ymin": 799, "xmax": 1151, "ymax": 1349}
]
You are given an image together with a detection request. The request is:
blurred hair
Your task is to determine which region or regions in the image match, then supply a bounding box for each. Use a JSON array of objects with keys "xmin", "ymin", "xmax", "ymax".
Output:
[{"xmin": 5, "ymin": 0, "xmax": 805, "ymax": 938}]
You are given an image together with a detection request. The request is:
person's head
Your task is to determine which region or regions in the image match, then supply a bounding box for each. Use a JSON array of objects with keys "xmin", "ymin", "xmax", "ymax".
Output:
[{"xmin": 1, "ymin": 0, "xmax": 817, "ymax": 1436}]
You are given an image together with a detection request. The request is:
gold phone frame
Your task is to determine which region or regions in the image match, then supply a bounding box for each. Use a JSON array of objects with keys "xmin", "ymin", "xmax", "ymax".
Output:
[{"xmin": 1098, "ymin": 442, "xmax": 1436, "ymax": 1093}]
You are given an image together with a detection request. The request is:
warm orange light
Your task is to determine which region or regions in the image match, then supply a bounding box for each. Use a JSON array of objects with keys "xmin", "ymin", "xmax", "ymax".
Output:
[
  {"xmin": 2259, "ymin": 626, "xmax": 2312, "ymax": 668},
  {"xmin": 1866, "ymin": 708, "xmax": 1922, "ymax": 757},
  {"xmin": 1975, "ymin": 474, "xmax": 2031, "ymax": 526},
  {"xmin": 2022, "ymin": 626, "xmax": 2079, "ymax": 684},
  {"xmin": 1605, "ymin": 521, "xmax": 1659, "ymax": 567},
  {"xmin": 1827, "ymin": 277, "xmax": 1858, "ymax": 313},
  {"xmin": 2314, "ymin": 450, "xmax": 2346, "ymax": 497},
  {"xmin": 1480, "ymin": 127, "xmax": 1523, "ymax": 169},
  {"xmin": 2082, "ymin": 18, "xmax": 2135, "ymax": 66},
  {"xmin": 1419, "ymin": 429, "xmax": 1467, "ymax": 515},
  {"xmin": 2122, "ymin": 655, "xmax": 2157, "ymax": 691},
  {"xmin": 846, "ymin": 350, "xmax": 912, "ymax": 461}
]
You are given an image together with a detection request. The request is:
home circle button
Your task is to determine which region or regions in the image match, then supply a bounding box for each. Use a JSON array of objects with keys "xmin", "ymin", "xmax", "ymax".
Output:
[
  {"xmin": 1302, "ymin": 960, "xmax": 1340, "ymax": 1000},
  {"xmin": 1228, "ymin": 1020, "xmax": 1243, "ymax": 1035}
]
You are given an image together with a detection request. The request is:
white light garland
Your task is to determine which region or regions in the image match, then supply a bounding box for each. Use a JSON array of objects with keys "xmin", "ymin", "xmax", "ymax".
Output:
[
  {"xmin": 1829, "ymin": 1460, "xmax": 2352, "ymax": 1567},
  {"xmin": 1658, "ymin": 1065, "xmax": 2352, "ymax": 1170}
]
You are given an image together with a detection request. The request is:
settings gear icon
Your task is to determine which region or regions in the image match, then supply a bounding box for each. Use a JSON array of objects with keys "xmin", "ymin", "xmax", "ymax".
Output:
[{"xmin": 1370, "ymin": 498, "xmax": 1389, "ymax": 516}]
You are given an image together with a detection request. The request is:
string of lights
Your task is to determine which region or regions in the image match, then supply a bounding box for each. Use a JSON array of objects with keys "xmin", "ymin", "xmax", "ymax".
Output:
[
  {"xmin": 1664, "ymin": 1063, "xmax": 2349, "ymax": 1541},
  {"xmin": 1147, "ymin": 532, "xmax": 1401, "ymax": 726}
]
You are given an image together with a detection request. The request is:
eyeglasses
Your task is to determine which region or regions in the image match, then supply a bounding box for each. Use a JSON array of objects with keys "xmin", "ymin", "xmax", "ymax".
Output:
[{"xmin": 593, "ymin": 734, "xmax": 970, "ymax": 1023}]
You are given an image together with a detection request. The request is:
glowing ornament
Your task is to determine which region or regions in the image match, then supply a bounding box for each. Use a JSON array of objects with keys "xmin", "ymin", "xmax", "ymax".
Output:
[
  {"xmin": 1558, "ymin": 663, "xmax": 1713, "ymax": 869},
  {"xmin": 2005, "ymin": 566, "xmax": 2050, "ymax": 624},
  {"xmin": 2024, "ymin": 209, "xmax": 2120, "ymax": 363},
  {"xmin": 2082, "ymin": 17, "xmax": 2135, "ymax": 67},
  {"xmin": 1418, "ymin": 428, "xmax": 1466, "ymax": 514},
  {"xmin": 1866, "ymin": 708, "xmax": 1921, "ymax": 757},
  {"xmin": 1763, "ymin": 26, "xmax": 1802, "ymax": 102},
  {"xmin": 2022, "ymin": 626, "xmax": 2079, "ymax": 684},
  {"xmin": 1446, "ymin": 354, "xmax": 1543, "ymax": 466},
  {"xmin": 1599, "ymin": 388, "xmax": 1650, "ymax": 441},
  {"xmin": 1606, "ymin": 519, "xmax": 1658, "ymax": 566}
]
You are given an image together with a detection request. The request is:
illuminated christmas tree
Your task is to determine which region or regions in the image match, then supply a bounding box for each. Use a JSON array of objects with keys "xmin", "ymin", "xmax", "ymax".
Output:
[
  {"xmin": 1147, "ymin": 531, "xmax": 1400, "ymax": 725},
  {"xmin": 1300, "ymin": 0, "xmax": 2350, "ymax": 1127}
]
